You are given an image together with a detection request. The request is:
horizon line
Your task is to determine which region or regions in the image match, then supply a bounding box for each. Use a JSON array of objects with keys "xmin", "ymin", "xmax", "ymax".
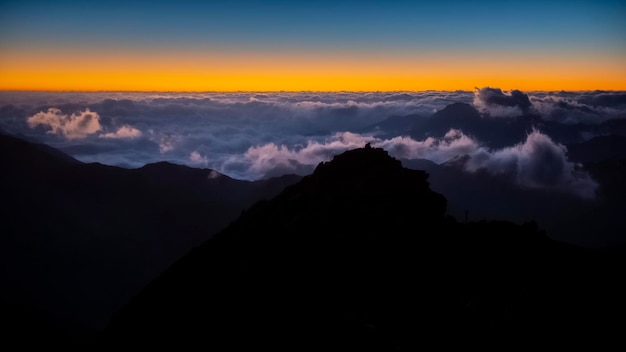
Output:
[{"xmin": 2, "ymin": 88, "xmax": 626, "ymax": 94}]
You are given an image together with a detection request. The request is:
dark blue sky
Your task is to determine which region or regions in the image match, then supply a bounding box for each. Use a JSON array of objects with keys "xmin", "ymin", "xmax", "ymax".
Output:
[{"xmin": 3, "ymin": 0, "xmax": 623, "ymax": 50}]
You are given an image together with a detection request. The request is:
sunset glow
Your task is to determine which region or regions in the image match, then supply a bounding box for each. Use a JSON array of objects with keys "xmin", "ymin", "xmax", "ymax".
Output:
[
  {"xmin": 1, "ymin": 48, "xmax": 625, "ymax": 91},
  {"xmin": 1, "ymin": 0, "xmax": 624, "ymax": 92}
]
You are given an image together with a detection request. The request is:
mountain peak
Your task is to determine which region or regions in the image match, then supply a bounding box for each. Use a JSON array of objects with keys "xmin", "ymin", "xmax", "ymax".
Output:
[
  {"xmin": 316, "ymin": 143, "xmax": 400, "ymax": 170},
  {"xmin": 251, "ymin": 144, "xmax": 448, "ymax": 236},
  {"xmin": 302, "ymin": 143, "xmax": 432, "ymax": 196},
  {"xmin": 433, "ymin": 102, "xmax": 481, "ymax": 120}
]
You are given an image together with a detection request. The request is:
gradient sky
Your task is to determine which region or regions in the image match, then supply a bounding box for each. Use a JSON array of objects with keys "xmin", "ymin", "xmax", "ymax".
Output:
[{"xmin": 1, "ymin": 0, "xmax": 625, "ymax": 91}]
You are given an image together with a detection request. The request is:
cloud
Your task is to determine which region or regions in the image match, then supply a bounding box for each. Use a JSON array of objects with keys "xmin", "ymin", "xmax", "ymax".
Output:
[
  {"xmin": 1, "ymin": 91, "xmax": 615, "ymax": 191},
  {"xmin": 530, "ymin": 95, "xmax": 618, "ymax": 124},
  {"xmin": 100, "ymin": 125, "xmax": 142, "ymax": 139},
  {"xmin": 232, "ymin": 128, "xmax": 596, "ymax": 198},
  {"xmin": 228, "ymin": 132, "xmax": 376, "ymax": 179},
  {"xmin": 378, "ymin": 129, "xmax": 483, "ymax": 163},
  {"xmin": 465, "ymin": 129, "xmax": 598, "ymax": 198},
  {"xmin": 578, "ymin": 93, "xmax": 626, "ymax": 108},
  {"xmin": 148, "ymin": 130, "xmax": 178, "ymax": 153},
  {"xmin": 27, "ymin": 108, "xmax": 101, "ymax": 139},
  {"xmin": 473, "ymin": 87, "xmax": 531, "ymax": 117},
  {"xmin": 381, "ymin": 128, "xmax": 597, "ymax": 198},
  {"xmin": 471, "ymin": 88, "xmax": 626, "ymax": 124},
  {"xmin": 189, "ymin": 151, "xmax": 208, "ymax": 167}
]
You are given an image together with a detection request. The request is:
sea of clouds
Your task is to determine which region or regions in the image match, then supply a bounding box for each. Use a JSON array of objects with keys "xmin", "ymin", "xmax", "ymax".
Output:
[{"xmin": 1, "ymin": 89, "xmax": 624, "ymax": 198}]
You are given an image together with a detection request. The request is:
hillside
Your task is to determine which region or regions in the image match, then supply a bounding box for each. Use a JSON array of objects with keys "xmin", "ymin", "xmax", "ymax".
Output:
[
  {"xmin": 0, "ymin": 131, "xmax": 300, "ymax": 344},
  {"xmin": 99, "ymin": 145, "xmax": 625, "ymax": 350}
]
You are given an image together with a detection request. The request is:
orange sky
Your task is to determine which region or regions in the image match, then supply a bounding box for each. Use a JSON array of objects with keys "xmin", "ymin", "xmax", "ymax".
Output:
[{"xmin": 1, "ymin": 48, "xmax": 625, "ymax": 92}]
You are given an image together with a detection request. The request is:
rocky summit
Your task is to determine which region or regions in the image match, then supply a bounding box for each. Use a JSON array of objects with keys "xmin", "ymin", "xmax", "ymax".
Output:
[{"xmin": 99, "ymin": 144, "xmax": 625, "ymax": 350}]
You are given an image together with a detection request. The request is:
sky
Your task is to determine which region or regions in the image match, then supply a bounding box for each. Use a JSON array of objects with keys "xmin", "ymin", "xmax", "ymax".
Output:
[{"xmin": 1, "ymin": 0, "xmax": 625, "ymax": 91}]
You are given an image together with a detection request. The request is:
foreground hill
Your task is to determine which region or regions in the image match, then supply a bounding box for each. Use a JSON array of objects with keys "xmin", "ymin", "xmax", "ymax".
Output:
[
  {"xmin": 0, "ymin": 131, "xmax": 300, "ymax": 344},
  {"xmin": 100, "ymin": 145, "xmax": 625, "ymax": 350}
]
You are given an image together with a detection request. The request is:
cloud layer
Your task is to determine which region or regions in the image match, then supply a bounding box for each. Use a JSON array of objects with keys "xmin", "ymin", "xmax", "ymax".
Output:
[{"xmin": 1, "ymin": 89, "xmax": 619, "ymax": 198}]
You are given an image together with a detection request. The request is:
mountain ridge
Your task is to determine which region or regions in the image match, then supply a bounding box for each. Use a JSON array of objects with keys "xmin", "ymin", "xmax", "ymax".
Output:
[
  {"xmin": 0, "ymin": 131, "xmax": 301, "ymax": 345},
  {"xmin": 98, "ymin": 144, "xmax": 625, "ymax": 350}
]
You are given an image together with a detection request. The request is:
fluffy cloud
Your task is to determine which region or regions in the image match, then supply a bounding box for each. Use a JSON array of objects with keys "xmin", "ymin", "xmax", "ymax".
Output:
[
  {"xmin": 148, "ymin": 130, "xmax": 179, "ymax": 153},
  {"xmin": 100, "ymin": 125, "xmax": 142, "ymax": 139},
  {"xmin": 27, "ymin": 108, "xmax": 101, "ymax": 139},
  {"xmin": 473, "ymin": 87, "xmax": 531, "ymax": 117},
  {"xmin": 189, "ymin": 151, "xmax": 208, "ymax": 166},
  {"xmin": 378, "ymin": 129, "xmax": 483, "ymax": 163},
  {"xmin": 465, "ymin": 130, "xmax": 598, "ymax": 198},
  {"xmin": 0, "ymin": 91, "xmax": 614, "ymax": 194},
  {"xmin": 531, "ymin": 95, "xmax": 615, "ymax": 124},
  {"xmin": 232, "ymin": 128, "xmax": 596, "ymax": 198},
  {"xmin": 230, "ymin": 132, "xmax": 376, "ymax": 179}
]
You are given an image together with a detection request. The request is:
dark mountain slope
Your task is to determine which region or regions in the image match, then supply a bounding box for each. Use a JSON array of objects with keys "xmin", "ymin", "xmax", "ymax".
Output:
[
  {"xmin": 0, "ymin": 132, "xmax": 300, "ymax": 344},
  {"xmin": 359, "ymin": 114, "xmax": 425, "ymax": 138},
  {"xmin": 100, "ymin": 145, "xmax": 625, "ymax": 350},
  {"xmin": 387, "ymin": 102, "xmax": 536, "ymax": 148},
  {"xmin": 566, "ymin": 135, "xmax": 626, "ymax": 163}
]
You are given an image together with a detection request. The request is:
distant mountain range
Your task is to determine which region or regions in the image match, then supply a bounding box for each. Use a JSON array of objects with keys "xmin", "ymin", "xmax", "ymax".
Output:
[{"xmin": 362, "ymin": 102, "xmax": 626, "ymax": 148}]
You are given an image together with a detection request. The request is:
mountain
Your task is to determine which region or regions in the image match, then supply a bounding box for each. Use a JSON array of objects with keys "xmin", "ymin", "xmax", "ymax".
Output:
[
  {"xmin": 566, "ymin": 135, "xmax": 626, "ymax": 163},
  {"xmin": 0, "ymin": 132, "xmax": 300, "ymax": 345},
  {"xmin": 99, "ymin": 144, "xmax": 625, "ymax": 350},
  {"xmin": 398, "ymin": 153, "xmax": 626, "ymax": 248},
  {"xmin": 369, "ymin": 102, "xmax": 535, "ymax": 148},
  {"xmin": 363, "ymin": 103, "xmax": 626, "ymax": 151},
  {"xmin": 359, "ymin": 114, "xmax": 424, "ymax": 138}
]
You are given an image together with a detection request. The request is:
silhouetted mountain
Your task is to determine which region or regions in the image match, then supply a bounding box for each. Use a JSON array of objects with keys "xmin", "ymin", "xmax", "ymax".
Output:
[
  {"xmin": 431, "ymin": 102, "xmax": 482, "ymax": 126},
  {"xmin": 0, "ymin": 132, "xmax": 300, "ymax": 345},
  {"xmin": 585, "ymin": 158, "xmax": 626, "ymax": 199},
  {"xmin": 99, "ymin": 145, "xmax": 625, "ymax": 350},
  {"xmin": 400, "ymin": 155, "xmax": 626, "ymax": 248},
  {"xmin": 599, "ymin": 118, "xmax": 626, "ymax": 136},
  {"xmin": 0, "ymin": 127, "xmax": 82, "ymax": 168},
  {"xmin": 363, "ymin": 102, "xmax": 626, "ymax": 153},
  {"xmin": 566, "ymin": 135, "xmax": 626, "ymax": 163},
  {"xmin": 359, "ymin": 114, "xmax": 424, "ymax": 138},
  {"xmin": 404, "ymin": 103, "xmax": 537, "ymax": 148},
  {"xmin": 402, "ymin": 102, "xmax": 479, "ymax": 140}
]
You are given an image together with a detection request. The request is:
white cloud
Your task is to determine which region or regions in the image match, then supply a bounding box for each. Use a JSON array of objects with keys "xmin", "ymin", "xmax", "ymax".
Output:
[
  {"xmin": 235, "ymin": 130, "xmax": 478, "ymax": 179},
  {"xmin": 465, "ymin": 129, "xmax": 598, "ymax": 198},
  {"xmin": 207, "ymin": 170, "xmax": 222, "ymax": 179},
  {"xmin": 240, "ymin": 132, "xmax": 376, "ymax": 179},
  {"xmin": 100, "ymin": 125, "xmax": 142, "ymax": 139},
  {"xmin": 189, "ymin": 151, "xmax": 208, "ymax": 166},
  {"xmin": 234, "ymin": 128, "xmax": 597, "ymax": 198},
  {"xmin": 377, "ymin": 129, "xmax": 484, "ymax": 163},
  {"xmin": 148, "ymin": 130, "xmax": 178, "ymax": 153},
  {"xmin": 27, "ymin": 108, "xmax": 101, "ymax": 139},
  {"xmin": 473, "ymin": 87, "xmax": 530, "ymax": 118}
]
